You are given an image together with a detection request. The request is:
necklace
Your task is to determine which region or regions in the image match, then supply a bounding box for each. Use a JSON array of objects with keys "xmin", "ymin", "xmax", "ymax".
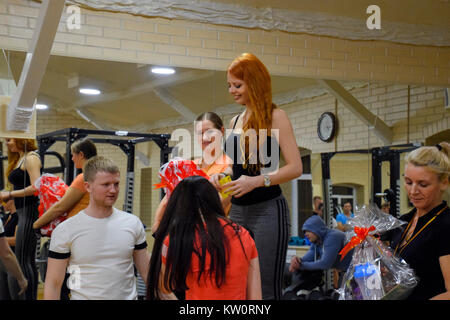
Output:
[{"xmin": 394, "ymin": 206, "xmax": 447, "ymax": 256}]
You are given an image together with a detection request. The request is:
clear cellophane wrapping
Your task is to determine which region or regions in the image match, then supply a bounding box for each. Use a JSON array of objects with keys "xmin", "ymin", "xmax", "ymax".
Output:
[{"xmin": 338, "ymin": 205, "xmax": 418, "ymax": 300}]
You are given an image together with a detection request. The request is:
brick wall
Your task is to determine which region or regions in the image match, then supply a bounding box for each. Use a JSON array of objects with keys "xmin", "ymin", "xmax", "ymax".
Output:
[
  {"xmin": 284, "ymin": 83, "xmax": 449, "ymax": 153},
  {"xmin": 150, "ymin": 83, "xmax": 449, "ymax": 223},
  {"xmin": 1, "ymin": 0, "xmax": 449, "ymax": 237},
  {"xmin": 0, "ymin": 0, "xmax": 448, "ymax": 86},
  {"xmin": 13, "ymin": 81, "xmax": 444, "ymax": 237},
  {"xmin": 0, "ymin": 108, "xmax": 149, "ymax": 218}
]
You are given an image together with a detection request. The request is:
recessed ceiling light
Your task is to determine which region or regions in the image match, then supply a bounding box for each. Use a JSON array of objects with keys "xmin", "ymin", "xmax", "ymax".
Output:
[
  {"xmin": 36, "ymin": 104, "xmax": 48, "ymax": 110},
  {"xmin": 151, "ymin": 67, "xmax": 175, "ymax": 75},
  {"xmin": 79, "ymin": 88, "xmax": 101, "ymax": 95}
]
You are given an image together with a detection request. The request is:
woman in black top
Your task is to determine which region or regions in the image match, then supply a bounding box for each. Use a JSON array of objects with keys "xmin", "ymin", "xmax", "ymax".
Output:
[
  {"xmin": 212, "ymin": 53, "xmax": 302, "ymax": 299},
  {"xmin": 0, "ymin": 199, "xmax": 19, "ymax": 299},
  {"xmin": 391, "ymin": 142, "xmax": 450, "ymax": 300},
  {"xmin": 0, "ymin": 138, "xmax": 41, "ymax": 300}
]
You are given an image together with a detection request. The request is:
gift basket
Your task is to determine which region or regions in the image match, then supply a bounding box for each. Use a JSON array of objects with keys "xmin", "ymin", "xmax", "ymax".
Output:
[
  {"xmin": 153, "ymin": 157, "xmax": 209, "ymax": 197},
  {"xmin": 34, "ymin": 173, "xmax": 69, "ymax": 237},
  {"xmin": 338, "ymin": 204, "xmax": 418, "ymax": 300}
]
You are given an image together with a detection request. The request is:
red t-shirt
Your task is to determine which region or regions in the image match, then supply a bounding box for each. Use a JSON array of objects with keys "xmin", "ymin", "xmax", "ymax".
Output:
[{"xmin": 162, "ymin": 219, "xmax": 258, "ymax": 300}]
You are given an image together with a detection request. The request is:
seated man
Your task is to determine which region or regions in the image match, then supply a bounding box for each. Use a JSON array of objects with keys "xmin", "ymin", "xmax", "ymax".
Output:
[{"xmin": 286, "ymin": 215, "xmax": 353, "ymax": 297}]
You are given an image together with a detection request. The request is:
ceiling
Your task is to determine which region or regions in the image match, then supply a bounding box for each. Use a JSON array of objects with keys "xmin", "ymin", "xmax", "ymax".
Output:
[{"xmin": 3, "ymin": 50, "xmax": 320, "ymax": 132}]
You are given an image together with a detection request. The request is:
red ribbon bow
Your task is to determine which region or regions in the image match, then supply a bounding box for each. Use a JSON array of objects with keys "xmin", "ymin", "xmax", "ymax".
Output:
[{"xmin": 339, "ymin": 225, "xmax": 376, "ymax": 261}]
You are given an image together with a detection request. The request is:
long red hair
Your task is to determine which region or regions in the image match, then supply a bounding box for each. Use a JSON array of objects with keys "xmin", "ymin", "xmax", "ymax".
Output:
[
  {"xmin": 227, "ymin": 53, "xmax": 276, "ymax": 173},
  {"xmin": 6, "ymin": 138, "xmax": 38, "ymax": 179},
  {"xmin": 228, "ymin": 53, "xmax": 276, "ymax": 132}
]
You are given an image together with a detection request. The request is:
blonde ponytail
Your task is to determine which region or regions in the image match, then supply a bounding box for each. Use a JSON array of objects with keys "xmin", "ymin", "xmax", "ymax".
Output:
[{"xmin": 405, "ymin": 142, "xmax": 450, "ymax": 182}]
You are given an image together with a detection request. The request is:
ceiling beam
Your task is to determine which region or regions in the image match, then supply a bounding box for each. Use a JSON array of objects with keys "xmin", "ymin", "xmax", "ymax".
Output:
[
  {"xmin": 70, "ymin": 70, "xmax": 214, "ymax": 110},
  {"xmin": 138, "ymin": 84, "xmax": 370, "ymax": 131},
  {"xmin": 317, "ymin": 79, "xmax": 393, "ymax": 144},
  {"xmin": 75, "ymin": 108, "xmax": 117, "ymax": 131},
  {"xmin": 6, "ymin": 0, "xmax": 65, "ymax": 131},
  {"xmin": 152, "ymin": 88, "xmax": 197, "ymax": 121}
]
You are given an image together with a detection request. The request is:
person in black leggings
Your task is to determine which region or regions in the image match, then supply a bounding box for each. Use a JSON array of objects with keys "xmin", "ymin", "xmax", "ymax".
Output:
[
  {"xmin": 211, "ymin": 53, "xmax": 303, "ymax": 299},
  {"xmin": 1, "ymin": 138, "xmax": 41, "ymax": 300}
]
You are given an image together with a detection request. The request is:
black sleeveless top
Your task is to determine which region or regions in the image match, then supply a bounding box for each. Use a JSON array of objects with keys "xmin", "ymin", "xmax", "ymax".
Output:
[
  {"xmin": 390, "ymin": 201, "xmax": 450, "ymax": 300},
  {"xmin": 224, "ymin": 114, "xmax": 281, "ymax": 205},
  {"xmin": 8, "ymin": 153, "xmax": 40, "ymax": 210},
  {"xmin": 0, "ymin": 212, "xmax": 18, "ymax": 251}
]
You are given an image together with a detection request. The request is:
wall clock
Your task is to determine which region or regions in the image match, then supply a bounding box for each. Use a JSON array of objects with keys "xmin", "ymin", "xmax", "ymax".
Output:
[{"xmin": 317, "ymin": 112, "xmax": 337, "ymax": 142}]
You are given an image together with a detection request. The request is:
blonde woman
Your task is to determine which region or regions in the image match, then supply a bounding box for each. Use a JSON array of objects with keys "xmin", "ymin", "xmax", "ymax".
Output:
[{"xmin": 391, "ymin": 142, "xmax": 450, "ymax": 300}]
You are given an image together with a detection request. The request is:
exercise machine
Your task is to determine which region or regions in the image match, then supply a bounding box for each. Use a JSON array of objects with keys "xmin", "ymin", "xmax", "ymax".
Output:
[
  {"xmin": 36, "ymin": 128, "xmax": 171, "ymax": 212},
  {"xmin": 35, "ymin": 128, "xmax": 171, "ymax": 299}
]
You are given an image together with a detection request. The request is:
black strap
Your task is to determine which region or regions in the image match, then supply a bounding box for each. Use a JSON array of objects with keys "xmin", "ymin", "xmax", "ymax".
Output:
[
  {"xmin": 48, "ymin": 250, "xmax": 71, "ymax": 259},
  {"xmin": 232, "ymin": 114, "xmax": 240, "ymax": 130},
  {"xmin": 134, "ymin": 241, "xmax": 148, "ymax": 250}
]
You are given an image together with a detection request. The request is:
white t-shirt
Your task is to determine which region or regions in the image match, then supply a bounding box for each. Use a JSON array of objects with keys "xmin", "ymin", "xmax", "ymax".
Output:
[
  {"xmin": 49, "ymin": 208, "xmax": 147, "ymax": 300},
  {"xmin": 0, "ymin": 219, "xmax": 4, "ymax": 236}
]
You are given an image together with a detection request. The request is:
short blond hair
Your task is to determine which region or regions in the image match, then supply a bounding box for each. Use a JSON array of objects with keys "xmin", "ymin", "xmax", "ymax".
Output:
[
  {"xmin": 83, "ymin": 156, "xmax": 119, "ymax": 182},
  {"xmin": 405, "ymin": 142, "xmax": 450, "ymax": 182}
]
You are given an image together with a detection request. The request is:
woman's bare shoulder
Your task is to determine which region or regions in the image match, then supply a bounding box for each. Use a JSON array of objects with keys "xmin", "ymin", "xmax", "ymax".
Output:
[{"xmin": 271, "ymin": 108, "xmax": 289, "ymax": 127}]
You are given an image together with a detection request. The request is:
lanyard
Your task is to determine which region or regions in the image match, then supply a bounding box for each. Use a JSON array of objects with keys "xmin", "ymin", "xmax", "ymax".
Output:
[{"xmin": 394, "ymin": 206, "xmax": 447, "ymax": 256}]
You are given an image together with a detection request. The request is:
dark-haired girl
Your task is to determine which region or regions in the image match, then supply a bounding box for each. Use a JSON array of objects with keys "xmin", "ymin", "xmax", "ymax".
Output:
[{"xmin": 147, "ymin": 176, "xmax": 261, "ymax": 300}]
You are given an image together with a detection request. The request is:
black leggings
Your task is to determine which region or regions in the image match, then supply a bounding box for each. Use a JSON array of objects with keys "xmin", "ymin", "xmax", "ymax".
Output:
[
  {"xmin": 229, "ymin": 195, "xmax": 290, "ymax": 300},
  {"xmin": 14, "ymin": 202, "xmax": 39, "ymax": 300}
]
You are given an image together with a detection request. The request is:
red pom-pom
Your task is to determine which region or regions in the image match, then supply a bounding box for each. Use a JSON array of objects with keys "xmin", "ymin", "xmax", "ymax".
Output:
[{"xmin": 153, "ymin": 158, "xmax": 209, "ymax": 197}]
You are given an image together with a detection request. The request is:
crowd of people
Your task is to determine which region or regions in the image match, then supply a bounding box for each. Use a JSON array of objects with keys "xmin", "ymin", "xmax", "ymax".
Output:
[{"xmin": 0, "ymin": 53, "xmax": 449, "ymax": 301}]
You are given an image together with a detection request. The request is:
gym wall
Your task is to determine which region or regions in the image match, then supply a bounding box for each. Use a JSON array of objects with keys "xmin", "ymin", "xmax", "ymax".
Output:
[
  {"xmin": 1, "ymin": 0, "xmax": 449, "ymax": 245},
  {"xmin": 1, "ymin": 0, "xmax": 448, "ymax": 85}
]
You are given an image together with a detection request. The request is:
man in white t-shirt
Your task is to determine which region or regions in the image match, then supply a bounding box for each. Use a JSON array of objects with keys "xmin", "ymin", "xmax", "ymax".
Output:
[
  {"xmin": 44, "ymin": 156, "xmax": 150, "ymax": 300},
  {"xmin": 0, "ymin": 219, "xmax": 28, "ymax": 295}
]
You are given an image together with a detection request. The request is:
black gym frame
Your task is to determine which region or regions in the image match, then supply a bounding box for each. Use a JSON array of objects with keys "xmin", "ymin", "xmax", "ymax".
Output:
[
  {"xmin": 36, "ymin": 128, "xmax": 171, "ymax": 213},
  {"xmin": 318, "ymin": 143, "xmax": 420, "ymax": 291},
  {"xmin": 320, "ymin": 143, "xmax": 421, "ymax": 223}
]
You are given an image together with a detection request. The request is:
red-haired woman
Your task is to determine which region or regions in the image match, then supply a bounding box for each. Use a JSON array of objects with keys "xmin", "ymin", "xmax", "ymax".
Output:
[
  {"xmin": 1, "ymin": 138, "xmax": 41, "ymax": 300},
  {"xmin": 213, "ymin": 53, "xmax": 303, "ymax": 300}
]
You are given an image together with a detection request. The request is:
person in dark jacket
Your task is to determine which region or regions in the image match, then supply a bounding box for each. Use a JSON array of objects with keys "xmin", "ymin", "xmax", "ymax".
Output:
[{"xmin": 288, "ymin": 215, "xmax": 352, "ymax": 293}]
